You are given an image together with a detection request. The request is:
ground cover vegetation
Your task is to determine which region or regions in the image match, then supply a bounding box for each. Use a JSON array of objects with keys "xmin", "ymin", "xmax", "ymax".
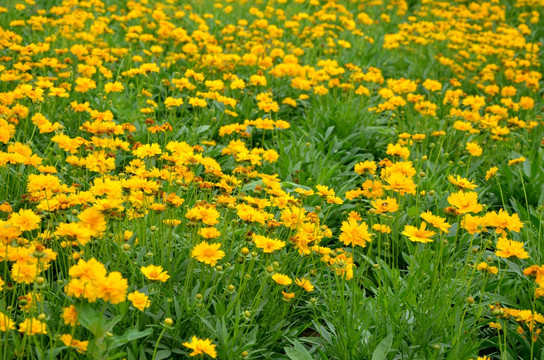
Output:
[{"xmin": 0, "ymin": 0, "xmax": 543, "ymax": 358}]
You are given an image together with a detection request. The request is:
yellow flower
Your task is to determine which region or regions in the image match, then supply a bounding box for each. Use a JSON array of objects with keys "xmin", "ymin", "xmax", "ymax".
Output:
[
  {"xmin": 354, "ymin": 160, "xmax": 377, "ymax": 175},
  {"xmin": 104, "ymin": 81, "xmax": 124, "ymax": 93},
  {"xmin": 401, "ymin": 222, "xmax": 435, "ymax": 243},
  {"xmin": 60, "ymin": 334, "xmax": 88, "ymax": 354},
  {"xmin": 9, "ymin": 209, "xmax": 41, "ymax": 232},
  {"xmin": 182, "ymin": 336, "xmax": 217, "ymax": 358},
  {"xmin": 11, "ymin": 263, "xmax": 38, "ymax": 284},
  {"xmin": 186, "ymin": 205, "xmax": 220, "ymax": 226},
  {"xmin": 448, "ymin": 175, "xmax": 476, "ymax": 190},
  {"xmin": 295, "ymin": 277, "xmax": 314, "ymax": 292},
  {"xmin": 141, "ymin": 265, "xmax": 170, "ymax": 282},
  {"xmin": 447, "ymin": 191, "xmax": 483, "ymax": 214},
  {"xmin": 272, "ymin": 273, "xmax": 292, "ymax": 286},
  {"xmin": 383, "ymin": 173, "xmax": 416, "ymax": 196},
  {"xmin": 485, "ymin": 167, "xmax": 498, "ymax": 181},
  {"xmin": 508, "ymin": 157, "xmax": 526, "ymax": 166},
  {"xmin": 465, "ymin": 142, "xmax": 482, "ymax": 157},
  {"xmin": 94, "ymin": 271, "xmax": 128, "ymax": 304},
  {"xmin": 420, "ymin": 211, "xmax": 451, "ymax": 233},
  {"xmin": 484, "ymin": 209, "xmax": 523, "ymax": 234},
  {"xmin": 18, "ymin": 318, "xmax": 47, "ymax": 335},
  {"xmin": 62, "ymin": 305, "xmax": 78, "ymax": 326},
  {"xmin": 253, "ymin": 235, "xmax": 286, "ymax": 253},
  {"xmin": 495, "ymin": 237, "xmax": 529, "ymax": 259},
  {"xmin": 282, "ymin": 291, "xmax": 295, "ymax": 301},
  {"xmin": 198, "ymin": 227, "xmax": 221, "ymax": 239},
  {"xmin": 0, "ymin": 312, "xmax": 15, "ymax": 332},
  {"xmin": 127, "ymin": 290, "xmax": 150, "ymax": 311},
  {"xmin": 78, "ymin": 207, "xmax": 107, "ymax": 236},
  {"xmin": 191, "ymin": 242, "xmax": 225, "ymax": 266},
  {"xmin": 339, "ymin": 219, "xmax": 372, "ymax": 247},
  {"xmin": 371, "ymin": 197, "xmax": 399, "ymax": 214}
]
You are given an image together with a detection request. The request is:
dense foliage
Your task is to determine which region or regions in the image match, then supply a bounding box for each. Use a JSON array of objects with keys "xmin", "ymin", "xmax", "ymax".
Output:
[{"xmin": 0, "ymin": 0, "xmax": 543, "ymax": 359}]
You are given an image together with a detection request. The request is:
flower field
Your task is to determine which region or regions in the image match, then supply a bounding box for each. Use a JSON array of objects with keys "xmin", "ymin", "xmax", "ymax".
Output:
[{"xmin": 0, "ymin": 0, "xmax": 543, "ymax": 358}]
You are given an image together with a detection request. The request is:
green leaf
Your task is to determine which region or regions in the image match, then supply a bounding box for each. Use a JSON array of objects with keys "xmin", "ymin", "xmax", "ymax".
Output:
[
  {"xmin": 109, "ymin": 328, "xmax": 153, "ymax": 350},
  {"xmin": 284, "ymin": 340, "xmax": 313, "ymax": 360},
  {"xmin": 153, "ymin": 350, "xmax": 172, "ymax": 360},
  {"xmin": 372, "ymin": 334, "xmax": 393, "ymax": 360}
]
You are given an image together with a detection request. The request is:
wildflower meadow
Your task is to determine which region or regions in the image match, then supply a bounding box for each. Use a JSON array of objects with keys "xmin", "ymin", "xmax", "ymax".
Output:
[{"xmin": 0, "ymin": 0, "xmax": 543, "ymax": 359}]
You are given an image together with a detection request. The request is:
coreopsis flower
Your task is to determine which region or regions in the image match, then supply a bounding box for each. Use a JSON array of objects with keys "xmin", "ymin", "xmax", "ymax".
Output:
[
  {"xmin": 236, "ymin": 204, "xmax": 267, "ymax": 224},
  {"xmin": 182, "ymin": 336, "xmax": 217, "ymax": 358},
  {"xmin": 60, "ymin": 334, "xmax": 89, "ymax": 354},
  {"xmin": 0, "ymin": 312, "xmax": 15, "ymax": 332},
  {"xmin": 484, "ymin": 209, "xmax": 523, "ymax": 234},
  {"xmin": 465, "ymin": 142, "xmax": 482, "ymax": 157},
  {"xmin": 508, "ymin": 157, "xmax": 526, "ymax": 166},
  {"xmin": 127, "ymin": 290, "xmax": 150, "ymax": 311},
  {"xmin": 354, "ymin": 160, "xmax": 377, "ymax": 175},
  {"xmin": 63, "ymin": 305, "xmax": 78, "ymax": 326},
  {"xmin": 316, "ymin": 184, "xmax": 335, "ymax": 197},
  {"xmin": 253, "ymin": 235, "xmax": 286, "ymax": 253},
  {"xmin": 339, "ymin": 219, "xmax": 371, "ymax": 247},
  {"xmin": 141, "ymin": 265, "xmax": 170, "ymax": 282},
  {"xmin": 447, "ymin": 191, "xmax": 483, "ymax": 214},
  {"xmin": 133, "ymin": 143, "xmax": 162, "ymax": 158},
  {"xmin": 476, "ymin": 262, "xmax": 498, "ymax": 275},
  {"xmin": 420, "ymin": 211, "xmax": 451, "ymax": 233},
  {"xmin": 19, "ymin": 318, "xmax": 47, "ymax": 335},
  {"xmin": 371, "ymin": 197, "xmax": 399, "ymax": 214},
  {"xmin": 383, "ymin": 173, "xmax": 416, "ymax": 196},
  {"xmin": 198, "ymin": 227, "xmax": 221, "ymax": 239},
  {"xmin": 402, "ymin": 222, "xmax": 436, "ymax": 243},
  {"xmin": 186, "ymin": 205, "xmax": 220, "ymax": 226},
  {"xmin": 485, "ymin": 167, "xmax": 498, "ymax": 181},
  {"xmin": 295, "ymin": 277, "xmax": 314, "ymax": 292},
  {"xmin": 191, "ymin": 242, "xmax": 225, "ymax": 266},
  {"xmin": 282, "ymin": 291, "xmax": 295, "ymax": 301},
  {"xmin": 54, "ymin": 223, "xmax": 93, "ymax": 245},
  {"xmin": 448, "ymin": 175, "xmax": 476, "ymax": 190},
  {"xmin": 361, "ymin": 179, "xmax": 384, "ymax": 198},
  {"xmin": 523, "ymin": 265, "xmax": 544, "ymax": 282},
  {"xmin": 9, "ymin": 209, "xmax": 41, "ymax": 232},
  {"xmin": 495, "ymin": 237, "xmax": 529, "ymax": 259},
  {"xmin": 272, "ymin": 273, "xmax": 292, "ymax": 286},
  {"xmin": 372, "ymin": 224, "xmax": 392, "ymax": 234},
  {"xmin": 280, "ymin": 206, "xmax": 307, "ymax": 229},
  {"xmin": 11, "ymin": 263, "xmax": 38, "ymax": 284},
  {"xmin": 330, "ymin": 251, "xmax": 354, "ymax": 280},
  {"xmin": 78, "ymin": 207, "xmax": 107, "ymax": 236},
  {"xmin": 104, "ymin": 81, "xmax": 124, "ymax": 93},
  {"xmin": 94, "ymin": 271, "xmax": 128, "ymax": 304},
  {"xmin": 386, "ymin": 143, "xmax": 410, "ymax": 159},
  {"xmin": 69, "ymin": 258, "xmax": 107, "ymax": 283}
]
